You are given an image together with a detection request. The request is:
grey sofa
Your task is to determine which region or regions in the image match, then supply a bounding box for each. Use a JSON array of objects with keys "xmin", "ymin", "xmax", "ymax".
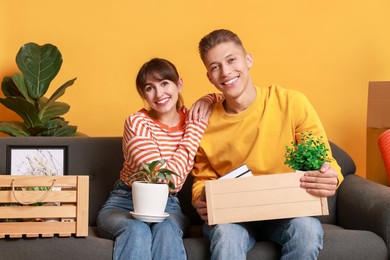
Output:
[{"xmin": 0, "ymin": 136, "xmax": 389, "ymax": 260}]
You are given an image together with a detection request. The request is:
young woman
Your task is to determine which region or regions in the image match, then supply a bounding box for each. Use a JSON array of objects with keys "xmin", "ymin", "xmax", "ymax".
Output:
[{"xmin": 97, "ymin": 58, "xmax": 220, "ymax": 260}]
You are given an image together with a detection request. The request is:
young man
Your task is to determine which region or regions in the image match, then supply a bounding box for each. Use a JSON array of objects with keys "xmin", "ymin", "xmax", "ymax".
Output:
[{"xmin": 191, "ymin": 29, "xmax": 344, "ymax": 260}]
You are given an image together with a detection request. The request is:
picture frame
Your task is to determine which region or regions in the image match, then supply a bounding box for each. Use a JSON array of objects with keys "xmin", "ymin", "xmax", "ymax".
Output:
[{"xmin": 6, "ymin": 146, "xmax": 68, "ymax": 176}]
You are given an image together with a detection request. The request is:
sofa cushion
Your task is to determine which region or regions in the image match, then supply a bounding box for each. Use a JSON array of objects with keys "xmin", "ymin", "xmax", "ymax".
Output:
[
  {"xmin": 319, "ymin": 224, "xmax": 387, "ymax": 260},
  {"xmin": 0, "ymin": 227, "xmax": 113, "ymax": 260},
  {"xmin": 183, "ymin": 224, "xmax": 387, "ymax": 260}
]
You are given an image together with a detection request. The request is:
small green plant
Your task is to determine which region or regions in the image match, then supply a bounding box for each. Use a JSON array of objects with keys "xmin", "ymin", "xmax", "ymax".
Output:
[
  {"xmin": 129, "ymin": 159, "xmax": 181, "ymax": 190},
  {"xmin": 0, "ymin": 42, "xmax": 77, "ymax": 136},
  {"xmin": 284, "ymin": 131, "xmax": 331, "ymax": 171}
]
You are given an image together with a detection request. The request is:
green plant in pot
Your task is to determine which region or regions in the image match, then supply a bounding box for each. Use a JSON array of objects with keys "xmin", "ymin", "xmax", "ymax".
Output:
[
  {"xmin": 129, "ymin": 159, "xmax": 180, "ymax": 190},
  {"xmin": 0, "ymin": 42, "xmax": 77, "ymax": 136},
  {"xmin": 129, "ymin": 159, "xmax": 181, "ymax": 220},
  {"xmin": 284, "ymin": 131, "xmax": 331, "ymax": 171}
]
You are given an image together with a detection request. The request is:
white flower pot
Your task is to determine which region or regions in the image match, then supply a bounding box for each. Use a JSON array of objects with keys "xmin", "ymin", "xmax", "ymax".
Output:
[{"xmin": 132, "ymin": 181, "xmax": 169, "ymax": 216}]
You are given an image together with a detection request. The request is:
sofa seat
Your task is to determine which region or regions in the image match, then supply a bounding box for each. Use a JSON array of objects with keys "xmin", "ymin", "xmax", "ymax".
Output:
[{"xmin": 0, "ymin": 223, "xmax": 386, "ymax": 260}]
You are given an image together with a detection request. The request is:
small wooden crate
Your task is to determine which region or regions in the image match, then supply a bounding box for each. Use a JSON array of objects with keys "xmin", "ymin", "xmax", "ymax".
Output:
[
  {"xmin": 0, "ymin": 175, "xmax": 89, "ymax": 238},
  {"xmin": 205, "ymin": 172, "xmax": 328, "ymax": 225}
]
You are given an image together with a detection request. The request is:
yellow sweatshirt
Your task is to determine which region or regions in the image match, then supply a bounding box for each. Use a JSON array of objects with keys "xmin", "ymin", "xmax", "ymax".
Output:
[{"xmin": 191, "ymin": 85, "xmax": 343, "ymax": 203}]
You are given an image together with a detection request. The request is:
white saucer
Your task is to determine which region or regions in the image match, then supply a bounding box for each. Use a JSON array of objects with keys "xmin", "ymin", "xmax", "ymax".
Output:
[{"xmin": 130, "ymin": 211, "xmax": 169, "ymax": 223}]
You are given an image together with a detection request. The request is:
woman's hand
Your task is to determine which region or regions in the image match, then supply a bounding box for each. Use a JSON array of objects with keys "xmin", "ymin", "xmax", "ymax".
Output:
[{"xmin": 188, "ymin": 98, "xmax": 212, "ymax": 122}]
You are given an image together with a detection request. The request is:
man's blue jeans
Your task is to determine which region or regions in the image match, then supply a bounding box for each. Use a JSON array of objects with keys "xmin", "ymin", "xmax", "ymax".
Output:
[
  {"xmin": 97, "ymin": 180, "xmax": 188, "ymax": 260},
  {"xmin": 203, "ymin": 217, "xmax": 323, "ymax": 260}
]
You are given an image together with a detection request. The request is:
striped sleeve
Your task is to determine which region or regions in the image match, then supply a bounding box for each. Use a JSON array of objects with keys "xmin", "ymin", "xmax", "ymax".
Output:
[
  {"xmin": 166, "ymin": 118, "xmax": 208, "ymax": 192},
  {"xmin": 120, "ymin": 114, "xmax": 161, "ymax": 183},
  {"xmin": 198, "ymin": 93, "xmax": 224, "ymax": 104}
]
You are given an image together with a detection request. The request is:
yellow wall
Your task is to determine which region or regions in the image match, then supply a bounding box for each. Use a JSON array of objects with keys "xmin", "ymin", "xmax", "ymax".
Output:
[{"xmin": 1, "ymin": 1, "xmax": 390, "ymax": 177}]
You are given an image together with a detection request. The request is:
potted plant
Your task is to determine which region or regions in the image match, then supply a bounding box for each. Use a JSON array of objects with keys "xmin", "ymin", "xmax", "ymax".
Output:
[
  {"xmin": 129, "ymin": 159, "xmax": 180, "ymax": 221},
  {"xmin": 0, "ymin": 42, "xmax": 77, "ymax": 136},
  {"xmin": 284, "ymin": 131, "xmax": 331, "ymax": 171}
]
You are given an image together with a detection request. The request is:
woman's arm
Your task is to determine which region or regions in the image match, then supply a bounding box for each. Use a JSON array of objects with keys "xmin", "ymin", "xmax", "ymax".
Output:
[
  {"xmin": 122, "ymin": 112, "xmax": 208, "ymax": 192},
  {"xmin": 187, "ymin": 93, "xmax": 224, "ymax": 122}
]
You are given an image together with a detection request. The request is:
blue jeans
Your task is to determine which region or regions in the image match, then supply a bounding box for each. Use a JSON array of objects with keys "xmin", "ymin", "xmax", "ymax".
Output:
[
  {"xmin": 97, "ymin": 180, "xmax": 189, "ymax": 260},
  {"xmin": 203, "ymin": 217, "xmax": 323, "ymax": 260}
]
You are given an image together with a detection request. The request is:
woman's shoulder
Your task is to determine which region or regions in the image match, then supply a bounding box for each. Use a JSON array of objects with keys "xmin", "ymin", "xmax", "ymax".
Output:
[{"xmin": 125, "ymin": 109, "xmax": 152, "ymax": 126}]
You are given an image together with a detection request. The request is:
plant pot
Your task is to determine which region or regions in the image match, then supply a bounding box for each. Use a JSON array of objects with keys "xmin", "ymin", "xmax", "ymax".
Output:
[{"xmin": 132, "ymin": 181, "xmax": 169, "ymax": 216}]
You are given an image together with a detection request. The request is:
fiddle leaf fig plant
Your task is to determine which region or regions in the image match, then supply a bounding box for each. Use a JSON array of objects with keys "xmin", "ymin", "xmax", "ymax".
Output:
[
  {"xmin": 129, "ymin": 159, "xmax": 181, "ymax": 190},
  {"xmin": 0, "ymin": 42, "xmax": 77, "ymax": 136},
  {"xmin": 284, "ymin": 131, "xmax": 331, "ymax": 171}
]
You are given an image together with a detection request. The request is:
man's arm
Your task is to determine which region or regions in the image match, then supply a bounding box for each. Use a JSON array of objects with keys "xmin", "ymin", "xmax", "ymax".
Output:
[{"xmin": 290, "ymin": 90, "xmax": 344, "ymax": 194}]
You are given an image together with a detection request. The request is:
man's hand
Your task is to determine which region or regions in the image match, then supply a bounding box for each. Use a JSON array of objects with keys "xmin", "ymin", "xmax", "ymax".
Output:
[
  {"xmin": 300, "ymin": 162, "xmax": 339, "ymax": 197},
  {"xmin": 194, "ymin": 188, "xmax": 208, "ymax": 224}
]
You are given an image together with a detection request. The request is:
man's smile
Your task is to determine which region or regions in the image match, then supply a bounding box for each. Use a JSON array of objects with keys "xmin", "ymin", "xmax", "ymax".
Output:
[{"xmin": 222, "ymin": 76, "xmax": 239, "ymax": 86}]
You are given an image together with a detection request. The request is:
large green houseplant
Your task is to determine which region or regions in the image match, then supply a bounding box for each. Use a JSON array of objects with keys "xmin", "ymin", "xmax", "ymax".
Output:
[
  {"xmin": 0, "ymin": 42, "xmax": 77, "ymax": 136},
  {"xmin": 284, "ymin": 131, "xmax": 331, "ymax": 171}
]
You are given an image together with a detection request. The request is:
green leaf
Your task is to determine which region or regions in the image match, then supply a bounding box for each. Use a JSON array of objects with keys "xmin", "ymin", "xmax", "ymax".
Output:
[
  {"xmin": 148, "ymin": 159, "xmax": 165, "ymax": 175},
  {"xmin": 158, "ymin": 168, "xmax": 180, "ymax": 177},
  {"xmin": 168, "ymin": 182, "xmax": 175, "ymax": 190},
  {"xmin": 47, "ymin": 77, "xmax": 77, "ymax": 103},
  {"xmin": 16, "ymin": 42, "xmax": 62, "ymax": 99},
  {"xmin": 0, "ymin": 121, "xmax": 30, "ymax": 136},
  {"xmin": 11, "ymin": 73, "xmax": 34, "ymax": 103},
  {"xmin": 141, "ymin": 163, "xmax": 151, "ymax": 174},
  {"xmin": 156, "ymin": 172, "xmax": 167, "ymax": 180},
  {"xmin": 38, "ymin": 77, "xmax": 76, "ymax": 122},
  {"xmin": 2, "ymin": 76, "xmax": 23, "ymax": 98},
  {"xmin": 163, "ymin": 174, "xmax": 176, "ymax": 189},
  {"xmin": 27, "ymin": 125, "xmax": 50, "ymax": 136},
  {"xmin": 40, "ymin": 118, "xmax": 77, "ymax": 136},
  {"xmin": 39, "ymin": 102, "xmax": 70, "ymax": 123},
  {"xmin": 128, "ymin": 170, "xmax": 147, "ymax": 181},
  {"xmin": 48, "ymin": 125, "xmax": 77, "ymax": 137},
  {"xmin": 0, "ymin": 97, "xmax": 42, "ymax": 128}
]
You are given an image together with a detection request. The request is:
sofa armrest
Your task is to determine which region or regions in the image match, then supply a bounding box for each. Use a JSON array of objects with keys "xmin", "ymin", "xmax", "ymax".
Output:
[{"xmin": 337, "ymin": 174, "xmax": 390, "ymax": 252}]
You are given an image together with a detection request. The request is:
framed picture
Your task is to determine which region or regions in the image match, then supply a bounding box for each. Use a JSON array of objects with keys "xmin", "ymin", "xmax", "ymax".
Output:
[{"xmin": 6, "ymin": 146, "xmax": 68, "ymax": 176}]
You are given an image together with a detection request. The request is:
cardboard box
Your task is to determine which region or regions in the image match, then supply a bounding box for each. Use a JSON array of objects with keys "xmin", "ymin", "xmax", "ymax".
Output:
[
  {"xmin": 205, "ymin": 172, "xmax": 328, "ymax": 225},
  {"xmin": 0, "ymin": 175, "xmax": 89, "ymax": 238},
  {"xmin": 367, "ymin": 81, "xmax": 390, "ymax": 129}
]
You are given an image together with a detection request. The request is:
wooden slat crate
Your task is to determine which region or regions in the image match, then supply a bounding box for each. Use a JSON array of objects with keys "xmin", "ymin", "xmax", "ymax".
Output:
[
  {"xmin": 205, "ymin": 171, "xmax": 328, "ymax": 225},
  {"xmin": 0, "ymin": 175, "xmax": 89, "ymax": 238}
]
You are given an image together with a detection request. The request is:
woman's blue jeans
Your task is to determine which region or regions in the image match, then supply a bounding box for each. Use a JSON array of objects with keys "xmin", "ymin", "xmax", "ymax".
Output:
[
  {"xmin": 203, "ymin": 217, "xmax": 323, "ymax": 260},
  {"xmin": 97, "ymin": 180, "xmax": 189, "ymax": 260}
]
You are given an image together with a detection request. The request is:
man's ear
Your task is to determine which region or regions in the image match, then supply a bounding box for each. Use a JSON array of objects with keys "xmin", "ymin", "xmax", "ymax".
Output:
[
  {"xmin": 206, "ymin": 71, "xmax": 212, "ymax": 83},
  {"xmin": 246, "ymin": 53, "xmax": 253, "ymax": 69}
]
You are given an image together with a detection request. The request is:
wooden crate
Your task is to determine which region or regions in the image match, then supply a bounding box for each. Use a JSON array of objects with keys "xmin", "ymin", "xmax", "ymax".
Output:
[
  {"xmin": 0, "ymin": 175, "xmax": 89, "ymax": 238},
  {"xmin": 205, "ymin": 172, "xmax": 328, "ymax": 225}
]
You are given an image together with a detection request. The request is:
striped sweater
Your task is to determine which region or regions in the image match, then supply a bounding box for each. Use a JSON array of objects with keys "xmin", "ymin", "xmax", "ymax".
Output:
[{"xmin": 120, "ymin": 95, "xmax": 219, "ymax": 193}]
